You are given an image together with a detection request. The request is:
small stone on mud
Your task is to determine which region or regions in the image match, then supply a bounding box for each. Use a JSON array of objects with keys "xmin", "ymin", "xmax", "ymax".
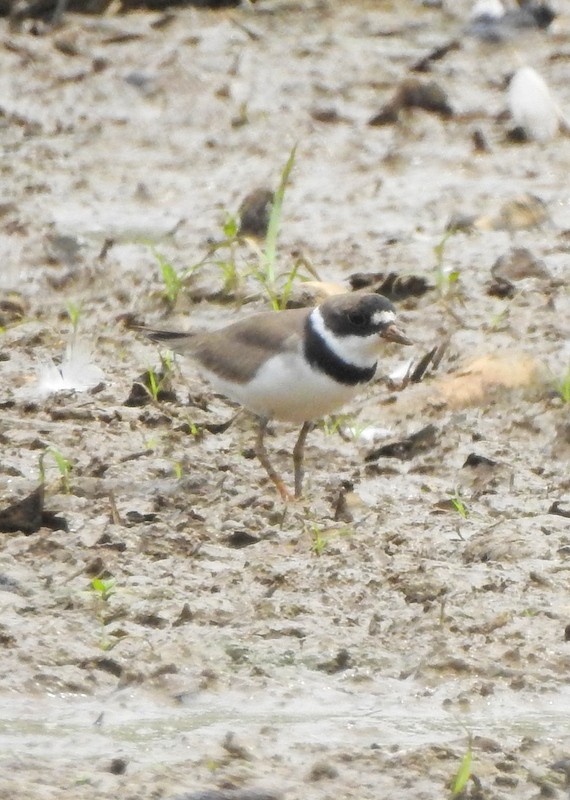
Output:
[
  {"xmin": 551, "ymin": 757, "xmax": 570, "ymax": 779},
  {"xmin": 463, "ymin": 453, "xmax": 498, "ymax": 469},
  {"xmin": 45, "ymin": 232, "xmax": 83, "ymax": 266},
  {"xmin": 348, "ymin": 271, "xmax": 431, "ymax": 302},
  {"xmin": 473, "ymin": 736, "xmax": 502, "ymax": 753},
  {"xmin": 225, "ymin": 530, "xmax": 260, "ymax": 548},
  {"xmin": 365, "ymin": 424, "xmax": 438, "ymax": 462},
  {"xmin": 475, "ymin": 193, "xmax": 549, "ymax": 231},
  {"xmin": 491, "ymin": 247, "xmax": 551, "ymax": 282},
  {"xmin": 133, "ymin": 612, "xmax": 168, "ymax": 629},
  {"xmin": 84, "ymin": 557, "xmax": 108, "ymax": 577},
  {"xmin": 369, "ymin": 78, "xmax": 453, "ymax": 125},
  {"xmin": 494, "ymin": 774, "xmax": 519, "ymax": 787},
  {"xmin": 225, "ymin": 645, "xmax": 250, "ymax": 664},
  {"xmin": 107, "ymin": 757, "xmax": 128, "ymax": 774},
  {"xmin": 316, "ymin": 648, "xmax": 351, "ymax": 674},
  {"xmin": 0, "ymin": 485, "xmax": 68, "ymax": 535},
  {"xmin": 310, "ymin": 107, "xmax": 345, "ymax": 123},
  {"xmin": 487, "ymin": 276, "xmax": 515, "ymax": 298},
  {"xmin": 84, "ymin": 657, "xmax": 123, "ymax": 677},
  {"xmin": 126, "ymin": 510, "xmax": 159, "ymax": 524},
  {"xmin": 222, "ymin": 731, "xmax": 253, "ymax": 761},
  {"xmin": 307, "ymin": 760, "xmax": 339, "ymax": 781},
  {"xmin": 0, "ymin": 574, "xmax": 23, "ymax": 594},
  {"xmin": 0, "ymin": 295, "xmax": 27, "ymax": 327},
  {"xmin": 547, "ymin": 502, "xmax": 570, "ymax": 519},
  {"xmin": 173, "ymin": 602, "xmax": 194, "ymax": 626},
  {"xmin": 472, "ymin": 127, "xmax": 490, "ymax": 153},
  {"xmin": 238, "ymin": 188, "xmax": 274, "ymax": 239}
]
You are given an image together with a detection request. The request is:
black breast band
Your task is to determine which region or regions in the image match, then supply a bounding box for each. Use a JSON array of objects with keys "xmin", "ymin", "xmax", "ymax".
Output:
[{"xmin": 304, "ymin": 317, "xmax": 376, "ymax": 386}]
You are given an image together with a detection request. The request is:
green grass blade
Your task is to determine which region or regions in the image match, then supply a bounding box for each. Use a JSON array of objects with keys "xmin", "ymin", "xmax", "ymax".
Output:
[
  {"xmin": 451, "ymin": 745, "xmax": 472, "ymax": 796},
  {"xmin": 263, "ymin": 144, "xmax": 297, "ymax": 287}
]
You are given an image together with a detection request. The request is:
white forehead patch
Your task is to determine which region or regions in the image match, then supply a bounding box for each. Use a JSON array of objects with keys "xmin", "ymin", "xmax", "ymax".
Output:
[{"xmin": 372, "ymin": 309, "xmax": 396, "ymax": 326}]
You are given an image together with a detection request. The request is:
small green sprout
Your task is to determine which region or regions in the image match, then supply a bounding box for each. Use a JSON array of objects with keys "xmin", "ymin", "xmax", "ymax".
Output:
[
  {"xmin": 309, "ymin": 524, "xmax": 328, "ymax": 556},
  {"xmin": 65, "ymin": 300, "xmax": 83, "ymax": 334},
  {"xmin": 90, "ymin": 577, "xmax": 116, "ymax": 603},
  {"xmin": 215, "ymin": 258, "xmax": 241, "ymax": 297},
  {"xmin": 153, "ymin": 249, "xmax": 183, "ymax": 305},
  {"xmin": 271, "ymin": 258, "xmax": 302, "ymax": 311},
  {"xmin": 147, "ymin": 366, "xmax": 161, "ymax": 403},
  {"xmin": 451, "ymin": 741, "xmax": 473, "ymax": 797},
  {"xmin": 143, "ymin": 355, "xmax": 173, "ymax": 404},
  {"xmin": 433, "ymin": 229, "xmax": 462, "ymax": 299},
  {"xmin": 553, "ymin": 365, "xmax": 570, "ymax": 403},
  {"xmin": 184, "ymin": 420, "xmax": 202, "ymax": 439},
  {"xmin": 488, "ymin": 305, "xmax": 510, "ymax": 332},
  {"xmin": 320, "ymin": 413, "xmax": 368, "ymax": 440},
  {"xmin": 89, "ymin": 577, "xmax": 120, "ymax": 650},
  {"xmin": 39, "ymin": 447, "xmax": 73, "ymax": 493},
  {"xmin": 450, "ymin": 490, "xmax": 469, "ymax": 519},
  {"xmin": 222, "ymin": 213, "xmax": 239, "ymax": 239},
  {"xmin": 306, "ymin": 522, "xmax": 353, "ymax": 556}
]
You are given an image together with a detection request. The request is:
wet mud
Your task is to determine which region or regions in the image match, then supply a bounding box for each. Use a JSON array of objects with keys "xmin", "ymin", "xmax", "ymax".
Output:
[{"xmin": 1, "ymin": 1, "xmax": 569, "ymax": 798}]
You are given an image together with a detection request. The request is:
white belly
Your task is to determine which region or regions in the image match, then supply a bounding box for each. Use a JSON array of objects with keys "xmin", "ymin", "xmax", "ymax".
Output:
[{"xmin": 203, "ymin": 352, "xmax": 364, "ymax": 424}]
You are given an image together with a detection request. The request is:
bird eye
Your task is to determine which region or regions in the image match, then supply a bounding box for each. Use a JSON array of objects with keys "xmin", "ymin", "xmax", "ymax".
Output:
[{"xmin": 348, "ymin": 311, "xmax": 366, "ymax": 327}]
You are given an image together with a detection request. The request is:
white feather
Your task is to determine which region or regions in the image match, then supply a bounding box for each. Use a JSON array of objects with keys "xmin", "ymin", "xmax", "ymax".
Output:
[
  {"xmin": 508, "ymin": 67, "xmax": 561, "ymax": 143},
  {"xmin": 36, "ymin": 339, "xmax": 104, "ymax": 398}
]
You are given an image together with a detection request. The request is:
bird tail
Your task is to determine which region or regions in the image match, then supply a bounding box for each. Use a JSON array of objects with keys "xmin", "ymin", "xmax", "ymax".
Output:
[{"xmin": 137, "ymin": 327, "xmax": 195, "ymax": 352}]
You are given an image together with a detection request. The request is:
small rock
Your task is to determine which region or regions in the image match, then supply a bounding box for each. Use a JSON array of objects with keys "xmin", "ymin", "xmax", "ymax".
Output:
[
  {"xmin": 369, "ymin": 78, "xmax": 452, "ymax": 125},
  {"xmin": 315, "ymin": 648, "xmax": 351, "ymax": 674},
  {"xmin": 475, "ymin": 193, "xmax": 549, "ymax": 231},
  {"xmin": 222, "ymin": 731, "xmax": 254, "ymax": 761},
  {"xmin": 365, "ymin": 425, "xmax": 438, "ymax": 462},
  {"xmin": 491, "ymin": 248, "xmax": 550, "ymax": 282},
  {"xmin": 307, "ymin": 760, "xmax": 339, "ymax": 781},
  {"xmin": 107, "ymin": 757, "xmax": 128, "ymax": 775},
  {"xmin": 0, "ymin": 485, "xmax": 67, "ymax": 535},
  {"xmin": 467, "ymin": 1, "xmax": 555, "ymax": 41},
  {"xmin": 238, "ymin": 189, "xmax": 274, "ymax": 239}
]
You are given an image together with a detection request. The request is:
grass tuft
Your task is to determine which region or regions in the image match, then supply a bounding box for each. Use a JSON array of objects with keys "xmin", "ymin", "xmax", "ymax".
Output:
[
  {"xmin": 553, "ymin": 365, "xmax": 570, "ymax": 403},
  {"xmin": 147, "ymin": 146, "xmax": 308, "ymax": 313}
]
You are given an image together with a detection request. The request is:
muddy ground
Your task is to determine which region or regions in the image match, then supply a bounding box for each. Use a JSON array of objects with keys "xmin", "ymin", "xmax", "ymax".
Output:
[{"xmin": 1, "ymin": 0, "xmax": 570, "ymax": 798}]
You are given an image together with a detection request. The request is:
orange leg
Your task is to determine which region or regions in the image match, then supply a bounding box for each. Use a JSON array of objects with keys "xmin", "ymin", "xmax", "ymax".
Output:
[{"xmin": 255, "ymin": 418, "xmax": 292, "ymax": 501}]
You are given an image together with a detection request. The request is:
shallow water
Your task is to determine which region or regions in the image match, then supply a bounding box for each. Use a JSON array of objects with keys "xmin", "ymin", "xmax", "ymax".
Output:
[{"xmin": 3, "ymin": 678, "xmax": 570, "ymax": 766}]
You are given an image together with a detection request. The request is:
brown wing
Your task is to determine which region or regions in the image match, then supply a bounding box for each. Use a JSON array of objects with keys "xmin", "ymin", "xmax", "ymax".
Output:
[{"xmin": 183, "ymin": 308, "xmax": 310, "ymax": 384}]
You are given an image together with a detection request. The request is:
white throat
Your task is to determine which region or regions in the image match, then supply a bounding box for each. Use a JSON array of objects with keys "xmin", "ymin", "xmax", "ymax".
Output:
[{"xmin": 310, "ymin": 308, "xmax": 380, "ymax": 369}]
